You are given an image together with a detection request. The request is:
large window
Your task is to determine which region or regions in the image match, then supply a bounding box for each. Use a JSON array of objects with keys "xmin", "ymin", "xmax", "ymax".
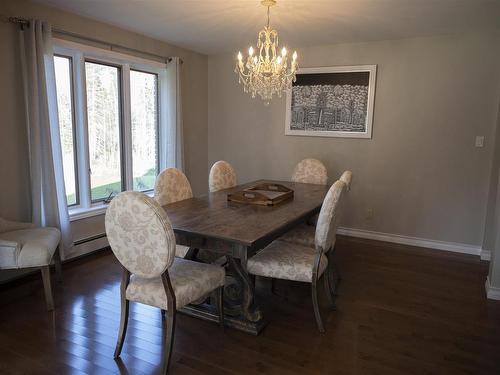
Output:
[{"xmin": 53, "ymin": 40, "xmax": 167, "ymax": 216}]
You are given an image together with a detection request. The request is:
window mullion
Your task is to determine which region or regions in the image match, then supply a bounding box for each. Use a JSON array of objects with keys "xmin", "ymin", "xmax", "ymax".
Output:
[
  {"xmin": 73, "ymin": 51, "xmax": 92, "ymax": 209},
  {"xmin": 122, "ymin": 64, "xmax": 133, "ymax": 191}
]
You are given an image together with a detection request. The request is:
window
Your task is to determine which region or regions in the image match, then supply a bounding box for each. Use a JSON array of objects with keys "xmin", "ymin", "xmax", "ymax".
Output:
[
  {"xmin": 54, "ymin": 55, "xmax": 78, "ymax": 206},
  {"xmin": 85, "ymin": 61, "xmax": 123, "ymax": 202},
  {"xmin": 53, "ymin": 40, "xmax": 167, "ymax": 218},
  {"xmin": 130, "ymin": 70, "xmax": 158, "ymax": 191}
]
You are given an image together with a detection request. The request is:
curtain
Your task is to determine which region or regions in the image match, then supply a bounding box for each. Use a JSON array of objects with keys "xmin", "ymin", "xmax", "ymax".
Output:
[
  {"xmin": 19, "ymin": 20, "xmax": 72, "ymax": 258},
  {"xmin": 164, "ymin": 57, "xmax": 184, "ymax": 170}
]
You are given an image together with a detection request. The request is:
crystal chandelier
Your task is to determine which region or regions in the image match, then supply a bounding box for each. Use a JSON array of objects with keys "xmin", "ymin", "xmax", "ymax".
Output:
[{"xmin": 235, "ymin": 0, "xmax": 298, "ymax": 104}]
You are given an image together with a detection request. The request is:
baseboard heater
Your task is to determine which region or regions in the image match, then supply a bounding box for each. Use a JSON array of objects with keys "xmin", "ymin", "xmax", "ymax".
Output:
[{"xmin": 73, "ymin": 233, "xmax": 107, "ymax": 246}]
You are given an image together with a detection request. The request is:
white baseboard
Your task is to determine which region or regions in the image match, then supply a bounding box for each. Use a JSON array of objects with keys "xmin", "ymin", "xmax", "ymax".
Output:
[
  {"xmin": 337, "ymin": 227, "xmax": 483, "ymax": 256},
  {"xmin": 485, "ymin": 277, "xmax": 500, "ymax": 300},
  {"xmin": 480, "ymin": 249, "xmax": 491, "ymax": 261}
]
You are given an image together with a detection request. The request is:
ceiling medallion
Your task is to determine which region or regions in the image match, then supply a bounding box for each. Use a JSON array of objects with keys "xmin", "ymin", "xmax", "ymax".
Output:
[{"xmin": 235, "ymin": 0, "xmax": 298, "ymax": 105}]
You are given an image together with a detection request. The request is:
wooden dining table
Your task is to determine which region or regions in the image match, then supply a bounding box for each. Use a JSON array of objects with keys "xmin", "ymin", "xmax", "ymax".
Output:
[{"xmin": 163, "ymin": 179, "xmax": 329, "ymax": 335}]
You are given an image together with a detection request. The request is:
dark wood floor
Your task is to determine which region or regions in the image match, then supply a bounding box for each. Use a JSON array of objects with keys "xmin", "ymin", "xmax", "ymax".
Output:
[{"xmin": 1, "ymin": 236, "xmax": 499, "ymax": 375}]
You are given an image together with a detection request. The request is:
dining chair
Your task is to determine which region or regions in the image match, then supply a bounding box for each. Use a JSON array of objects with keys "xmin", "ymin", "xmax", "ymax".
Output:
[
  {"xmin": 209, "ymin": 160, "xmax": 237, "ymax": 192},
  {"xmin": 0, "ymin": 217, "xmax": 62, "ymax": 310},
  {"xmin": 340, "ymin": 170, "xmax": 353, "ymax": 191},
  {"xmin": 154, "ymin": 167, "xmax": 193, "ymax": 258},
  {"xmin": 280, "ymin": 170, "xmax": 352, "ymax": 301},
  {"xmin": 105, "ymin": 191, "xmax": 225, "ymax": 374},
  {"xmin": 247, "ymin": 180, "xmax": 347, "ymax": 333},
  {"xmin": 280, "ymin": 170, "xmax": 352, "ymax": 248},
  {"xmin": 291, "ymin": 158, "xmax": 328, "ymax": 185}
]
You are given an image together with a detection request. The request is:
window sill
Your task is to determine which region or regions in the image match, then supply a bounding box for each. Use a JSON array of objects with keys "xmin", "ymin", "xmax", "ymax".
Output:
[
  {"xmin": 68, "ymin": 191, "xmax": 154, "ymax": 222},
  {"xmin": 69, "ymin": 205, "xmax": 107, "ymax": 222}
]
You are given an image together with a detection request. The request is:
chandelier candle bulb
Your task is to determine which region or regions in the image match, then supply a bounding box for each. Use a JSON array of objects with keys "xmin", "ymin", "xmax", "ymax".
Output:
[{"xmin": 234, "ymin": 0, "xmax": 298, "ymax": 103}]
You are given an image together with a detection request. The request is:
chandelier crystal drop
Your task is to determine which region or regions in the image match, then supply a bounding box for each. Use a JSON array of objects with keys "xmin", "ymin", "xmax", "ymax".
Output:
[{"xmin": 235, "ymin": 0, "xmax": 298, "ymax": 104}]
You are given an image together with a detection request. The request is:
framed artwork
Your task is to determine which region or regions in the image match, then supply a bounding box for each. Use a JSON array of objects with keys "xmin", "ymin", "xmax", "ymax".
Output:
[{"xmin": 285, "ymin": 65, "xmax": 377, "ymax": 138}]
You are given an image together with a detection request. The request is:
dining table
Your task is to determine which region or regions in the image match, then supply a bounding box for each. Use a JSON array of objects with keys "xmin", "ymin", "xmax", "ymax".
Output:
[{"xmin": 163, "ymin": 179, "xmax": 329, "ymax": 335}]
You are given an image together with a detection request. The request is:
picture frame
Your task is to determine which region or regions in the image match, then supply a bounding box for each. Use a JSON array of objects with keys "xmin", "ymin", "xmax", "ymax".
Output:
[{"xmin": 285, "ymin": 65, "xmax": 377, "ymax": 138}]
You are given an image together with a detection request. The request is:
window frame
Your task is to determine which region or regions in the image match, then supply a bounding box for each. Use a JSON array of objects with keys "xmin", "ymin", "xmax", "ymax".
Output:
[
  {"xmin": 53, "ymin": 39, "xmax": 168, "ymax": 220},
  {"xmin": 129, "ymin": 68, "xmax": 161, "ymax": 192},
  {"xmin": 54, "ymin": 54, "xmax": 80, "ymax": 207}
]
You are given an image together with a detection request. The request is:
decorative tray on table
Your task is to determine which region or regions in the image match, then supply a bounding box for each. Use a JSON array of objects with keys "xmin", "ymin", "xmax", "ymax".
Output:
[{"xmin": 227, "ymin": 183, "xmax": 294, "ymax": 206}]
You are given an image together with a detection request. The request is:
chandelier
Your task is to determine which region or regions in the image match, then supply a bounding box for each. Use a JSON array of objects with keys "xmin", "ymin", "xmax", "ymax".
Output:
[{"xmin": 235, "ymin": 0, "xmax": 298, "ymax": 104}]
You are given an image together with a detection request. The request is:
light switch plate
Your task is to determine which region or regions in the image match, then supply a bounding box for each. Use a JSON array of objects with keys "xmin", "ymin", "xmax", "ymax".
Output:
[{"xmin": 475, "ymin": 136, "xmax": 484, "ymax": 148}]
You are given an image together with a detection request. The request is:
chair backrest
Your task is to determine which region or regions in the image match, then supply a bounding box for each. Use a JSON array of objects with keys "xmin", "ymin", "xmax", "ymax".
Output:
[
  {"xmin": 291, "ymin": 158, "xmax": 328, "ymax": 185},
  {"xmin": 315, "ymin": 180, "xmax": 346, "ymax": 253},
  {"xmin": 105, "ymin": 191, "xmax": 176, "ymax": 278},
  {"xmin": 209, "ymin": 160, "xmax": 237, "ymax": 192},
  {"xmin": 154, "ymin": 168, "xmax": 193, "ymax": 206},
  {"xmin": 339, "ymin": 170, "xmax": 353, "ymax": 191}
]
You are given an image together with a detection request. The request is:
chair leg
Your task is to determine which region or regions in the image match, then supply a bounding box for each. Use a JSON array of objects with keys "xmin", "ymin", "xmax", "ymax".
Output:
[
  {"xmin": 163, "ymin": 308, "xmax": 176, "ymax": 375},
  {"xmin": 114, "ymin": 268, "xmax": 130, "ymax": 359},
  {"xmin": 114, "ymin": 299, "xmax": 130, "ymax": 358},
  {"xmin": 323, "ymin": 271, "xmax": 336, "ymax": 310},
  {"xmin": 54, "ymin": 246, "xmax": 63, "ymax": 283},
  {"xmin": 311, "ymin": 277, "xmax": 325, "ymax": 333},
  {"xmin": 217, "ymin": 286, "xmax": 225, "ymax": 330},
  {"xmin": 271, "ymin": 278, "xmax": 278, "ymax": 295},
  {"xmin": 41, "ymin": 266, "xmax": 54, "ymax": 311},
  {"xmin": 327, "ymin": 250, "xmax": 341, "ymax": 299}
]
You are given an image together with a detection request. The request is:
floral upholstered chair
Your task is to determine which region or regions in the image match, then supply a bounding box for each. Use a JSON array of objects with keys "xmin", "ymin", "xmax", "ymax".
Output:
[
  {"xmin": 279, "ymin": 171, "xmax": 352, "ymax": 300},
  {"xmin": 0, "ymin": 217, "xmax": 62, "ymax": 310},
  {"xmin": 291, "ymin": 158, "xmax": 328, "ymax": 185},
  {"xmin": 247, "ymin": 180, "xmax": 347, "ymax": 333},
  {"xmin": 209, "ymin": 160, "xmax": 237, "ymax": 192},
  {"xmin": 105, "ymin": 191, "xmax": 225, "ymax": 374},
  {"xmin": 154, "ymin": 168, "xmax": 193, "ymax": 258},
  {"xmin": 281, "ymin": 170, "xmax": 353, "ymax": 248}
]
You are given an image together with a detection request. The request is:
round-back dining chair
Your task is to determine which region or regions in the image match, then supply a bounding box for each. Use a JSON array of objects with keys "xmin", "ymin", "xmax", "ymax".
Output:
[
  {"xmin": 291, "ymin": 158, "xmax": 328, "ymax": 185},
  {"xmin": 247, "ymin": 180, "xmax": 347, "ymax": 333},
  {"xmin": 105, "ymin": 191, "xmax": 225, "ymax": 374},
  {"xmin": 209, "ymin": 160, "xmax": 237, "ymax": 192},
  {"xmin": 154, "ymin": 168, "xmax": 193, "ymax": 258}
]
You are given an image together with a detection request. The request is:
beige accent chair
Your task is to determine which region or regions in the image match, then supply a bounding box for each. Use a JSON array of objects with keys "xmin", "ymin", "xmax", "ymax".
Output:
[
  {"xmin": 0, "ymin": 217, "xmax": 62, "ymax": 310},
  {"xmin": 105, "ymin": 191, "xmax": 225, "ymax": 374},
  {"xmin": 291, "ymin": 158, "xmax": 328, "ymax": 185},
  {"xmin": 209, "ymin": 160, "xmax": 237, "ymax": 192},
  {"xmin": 247, "ymin": 180, "xmax": 347, "ymax": 333},
  {"xmin": 154, "ymin": 167, "xmax": 193, "ymax": 258}
]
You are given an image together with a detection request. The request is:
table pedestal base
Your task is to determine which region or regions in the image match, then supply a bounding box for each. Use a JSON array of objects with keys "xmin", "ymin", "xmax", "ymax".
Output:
[{"xmin": 180, "ymin": 304, "xmax": 268, "ymax": 335}]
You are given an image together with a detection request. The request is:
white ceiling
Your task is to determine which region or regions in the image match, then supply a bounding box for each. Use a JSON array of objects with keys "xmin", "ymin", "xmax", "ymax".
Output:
[{"xmin": 34, "ymin": 0, "xmax": 500, "ymax": 54}]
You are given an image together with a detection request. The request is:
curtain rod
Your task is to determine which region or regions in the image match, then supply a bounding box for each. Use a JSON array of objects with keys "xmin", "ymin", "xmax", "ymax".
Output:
[{"xmin": 4, "ymin": 16, "xmax": 183, "ymax": 64}]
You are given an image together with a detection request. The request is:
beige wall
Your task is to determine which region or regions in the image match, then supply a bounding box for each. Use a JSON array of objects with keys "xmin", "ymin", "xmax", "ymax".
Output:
[
  {"xmin": 0, "ymin": 0, "xmax": 208, "ymax": 255},
  {"xmin": 208, "ymin": 32, "xmax": 500, "ymax": 246}
]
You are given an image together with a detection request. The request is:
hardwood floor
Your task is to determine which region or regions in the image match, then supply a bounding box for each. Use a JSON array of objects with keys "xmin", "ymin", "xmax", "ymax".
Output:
[{"xmin": 1, "ymin": 236, "xmax": 499, "ymax": 375}]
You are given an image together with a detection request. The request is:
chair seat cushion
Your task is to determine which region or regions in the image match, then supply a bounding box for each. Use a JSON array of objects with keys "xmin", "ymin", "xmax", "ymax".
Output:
[
  {"xmin": 0, "ymin": 227, "xmax": 60, "ymax": 269},
  {"xmin": 247, "ymin": 240, "xmax": 328, "ymax": 283},
  {"xmin": 126, "ymin": 258, "xmax": 225, "ymax": 310},
  {"xmin": 279, "ymin": 223, "xmax": 316, "ymax": 248}
]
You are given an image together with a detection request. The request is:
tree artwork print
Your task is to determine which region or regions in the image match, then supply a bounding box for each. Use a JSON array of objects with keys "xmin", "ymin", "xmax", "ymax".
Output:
[{"xmin": 285, "ymin": 65, "xmax": 377, "ymax": 139}]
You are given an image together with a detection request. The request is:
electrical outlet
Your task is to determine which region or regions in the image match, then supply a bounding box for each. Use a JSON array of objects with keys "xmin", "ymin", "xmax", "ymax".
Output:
[{"xmin": 475, "ymin": 136, "xmax": 484, "ymax": 148}]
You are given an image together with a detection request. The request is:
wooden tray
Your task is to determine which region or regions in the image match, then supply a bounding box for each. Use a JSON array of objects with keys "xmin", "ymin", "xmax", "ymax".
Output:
[{"xmin": 227, "ymin": 183, "xmax": 294, "ymax": 206}]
